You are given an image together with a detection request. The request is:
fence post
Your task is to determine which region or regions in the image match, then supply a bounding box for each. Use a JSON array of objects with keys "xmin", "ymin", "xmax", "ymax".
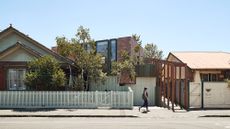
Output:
[
  {"xmin": 201, "ymin": 81, "xmax": 204, "ymax": 109},
  {"xmin": 128, "ymin": 87, "xmax": 133, "ymax": 109},
  {"xmin": 95, "ymin": 91, "xmax": 98, "ymax": 107},
  {"xmin": 110, "ymin": 91, "xmax": 113, "ymax": 108},
  {"xmin": 187, "ymin": 80, "xmax": 190, "ymax": 111},
  {"xmin": 131, "ymin": 90, "xmax": 133, "ymax": 109}
]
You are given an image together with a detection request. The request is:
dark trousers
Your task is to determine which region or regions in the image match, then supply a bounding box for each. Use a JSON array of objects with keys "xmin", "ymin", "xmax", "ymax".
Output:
[{"xmin": 140, "ymin": 99, "xmax": 148, "ymax": 110}]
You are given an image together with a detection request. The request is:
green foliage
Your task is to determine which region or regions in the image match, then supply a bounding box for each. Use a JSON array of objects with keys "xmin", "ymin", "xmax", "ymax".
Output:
[
  {"xmin": 111, "ymin": 50, "xmax": 136, "ymax": 81},
  {"xmin": 56, "ymin": 26, "xmax": 106, "ymax": 91},
  {"xmin": 24, "ymin": 56, "xmax": 66, "ymax": 90},
  {"xmin": 144, "ymin": 43, "xmax": 163, "ymax": 59},
  {"xmin": 132, "ymin": 34, "xmax": 142, "ymax": 45},
  {"xmin": 132, "ymin": 34, "xmax": 163, "ymax": 60},
  {"xmin": 132, "ymin": 34, "xmax": 142, "ymax": 54},
  {"xmin": 52, "ymin": 70, "xmax": 66, "ymax": 87}
]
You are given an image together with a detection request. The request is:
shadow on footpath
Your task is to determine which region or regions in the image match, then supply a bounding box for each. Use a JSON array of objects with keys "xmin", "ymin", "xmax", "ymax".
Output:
[
  {"xmin": 12, "ymin": 108, "xmax": 57, "ymax": 112},
  {"xmin": 199, "ymin": 115, "xmax": 230, "ymax": 117}
]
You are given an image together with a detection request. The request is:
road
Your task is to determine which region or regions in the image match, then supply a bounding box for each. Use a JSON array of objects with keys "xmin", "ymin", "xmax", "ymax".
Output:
[{"xmin": 0, "ymin": 117, "xmax": 230, "ymax": 129}]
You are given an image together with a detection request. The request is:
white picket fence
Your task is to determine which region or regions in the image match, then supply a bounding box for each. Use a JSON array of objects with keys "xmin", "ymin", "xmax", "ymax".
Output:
[{"xmin": 0, "ymin": 90, "xmax": 133, "ymax": 109}]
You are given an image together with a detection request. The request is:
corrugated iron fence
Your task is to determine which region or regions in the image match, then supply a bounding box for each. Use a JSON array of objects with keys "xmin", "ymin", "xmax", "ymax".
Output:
[{"xmin": 0, "ymin": 90, "xmax": 133, "ymax": 109}]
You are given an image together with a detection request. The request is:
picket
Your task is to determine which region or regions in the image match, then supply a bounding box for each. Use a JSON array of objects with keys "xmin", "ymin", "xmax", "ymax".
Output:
[{"xmin": 0, "ymin": 90, "xmax": 133, "ymax": 109}]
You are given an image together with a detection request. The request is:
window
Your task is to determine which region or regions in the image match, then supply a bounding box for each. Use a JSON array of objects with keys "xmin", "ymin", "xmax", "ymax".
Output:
[
  {"xmin": 96, "ymin": 41, "xmax": 109, "ymax": 71},
  {"xmin": 200, "ymin": 73, "xmax": 219, "ymax": 82},
  {"xmin": 201, "ymin": 74, "xmax": 209, "ymax": 81},
  {"xmin": 96, "ymin": 41, "xmax": 108, "ymax": 59},
  {"xmin": 96, "ymin": 39, "xmax": 117, "ymax": 72},
  {"xmin": 7, "ymin": 69, "xmax": 26, "ymax": 90},
  {"xmin": 210, "ymin": 74, "xmax": 217, "ymax": 81},
  {"xmin": 224, "ymin": 70, "xmax": 230, "ymax": 79},
  {"xmin": 110, "ymin": 39, "xmax": 117, "ymax": 61}
]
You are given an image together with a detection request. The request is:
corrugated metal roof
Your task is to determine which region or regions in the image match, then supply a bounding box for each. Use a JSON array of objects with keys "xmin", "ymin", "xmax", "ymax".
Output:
[{"xmin": 170, "ymin": 51, "xmax": 230, "ymax": 69}]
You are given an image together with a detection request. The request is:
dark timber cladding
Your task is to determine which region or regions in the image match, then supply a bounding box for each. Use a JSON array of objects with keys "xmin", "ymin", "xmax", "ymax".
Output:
[
  {"xmin": 0, "ymin": 66, "xmax": 5, "ymax": 90},
  {"xmin": 151, "ymin": 59, "xmax": 190, "ymax": 112}
]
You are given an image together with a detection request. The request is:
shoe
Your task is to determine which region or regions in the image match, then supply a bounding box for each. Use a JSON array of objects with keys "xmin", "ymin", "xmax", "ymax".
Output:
[{"xmin": 147, "ymin": 110, "xmax": 150, "ymax": 112}]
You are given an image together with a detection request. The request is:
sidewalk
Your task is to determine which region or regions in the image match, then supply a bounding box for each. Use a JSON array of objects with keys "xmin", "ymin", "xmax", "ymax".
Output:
[
  {"xmin": 0, "ymin": 107, "xmax": 230, "ymax": 118},
  {"xmin": 0, "ymin": 107, "xmax": 139, "ymax": 118}
]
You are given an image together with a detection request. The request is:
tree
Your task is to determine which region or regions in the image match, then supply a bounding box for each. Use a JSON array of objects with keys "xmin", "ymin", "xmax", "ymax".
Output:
[
  {"xmin": 144, "ymin": 43, "xmax": 163, "ymax": 59},
  {"xmin": 56, "ymin": 26, "xmax": 106, "ymax": 91},
  {"xmin": 111, "ymin": 50, "xmax": 136, "ymax": 82},
  {"xmin": 24, "ymin": 56, "xmax": 66, "ymax": 91},
  {"xmin": 132, "ymin": 34, "xmax": 142, "ymax": 54}
]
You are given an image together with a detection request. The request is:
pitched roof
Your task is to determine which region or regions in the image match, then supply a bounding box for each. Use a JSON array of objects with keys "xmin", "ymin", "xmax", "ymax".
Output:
[
  {"xmin": 0, "ymin": 42, "xmax": 42, "ymax": 59},
  {"xmin": 0, "ymin": 25, "xmax": 74, "ymax": 65},
  {"xmin": 169, "ymin": 51, "xmax": 230, "ymax": 69}
]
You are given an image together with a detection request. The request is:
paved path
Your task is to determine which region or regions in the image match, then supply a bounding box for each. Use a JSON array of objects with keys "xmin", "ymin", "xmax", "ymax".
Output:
[
  {"xmin": 0, "ymin": 106, "xmax": 230, "ymax": 118},
  {"xmin": 1, "ymin": 116, "xmax": 230, "ymax": 129},
  {"xmin": 1, "ymin": 107, "xmax": 230, "ymax": 129}
]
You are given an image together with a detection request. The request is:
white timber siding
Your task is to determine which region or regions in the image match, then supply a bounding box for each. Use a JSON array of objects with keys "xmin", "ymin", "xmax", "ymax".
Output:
[
  {"xmin": 204, "ymin": 82, "xmax": 230, "ymax": 108},
  {"xmin": 189, "ymin": 82, "xmax": 230, "ymax": 109},
  {"xmin": 90, "ymin": 76, "xmax": 156, "ymax": 106},
  {"xmin": 189, "ymin": 82, "xmax": 202, "ymax": 108},
  {"xmin": 0, "ymin": 90, "xmax": 133, "ymax": 109}
]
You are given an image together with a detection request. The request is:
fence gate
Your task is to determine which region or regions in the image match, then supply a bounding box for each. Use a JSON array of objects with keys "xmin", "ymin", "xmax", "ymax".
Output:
[
  {"xmin": 189, "ymin": 82, "xmax": 201, "ymax": 108},
  {"xmin": 150, "ymin": 59, "xmax": 190, "ymax": 112},
  {"xmin": 96, "ymin": 92, "xmax": 111, "ymax": 107}
]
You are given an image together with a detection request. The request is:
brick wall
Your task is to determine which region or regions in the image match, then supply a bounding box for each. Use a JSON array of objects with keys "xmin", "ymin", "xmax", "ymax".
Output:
[
  {"xmin": 117, "ymin": 36, "xmax": 143, "ymax": 60},
  {"xmin": 117, "ymin": 37, "xmax": 140, "ymax": 85},
  {"xmin": 117, "ymin": 36, "xmax": 132, "ymax": 61}
]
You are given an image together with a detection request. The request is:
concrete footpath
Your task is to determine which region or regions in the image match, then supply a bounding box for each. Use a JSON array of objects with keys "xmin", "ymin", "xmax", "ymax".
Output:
[{"xmin": 0, "ymin": 107, "xmax": 230, "ymax": 118}]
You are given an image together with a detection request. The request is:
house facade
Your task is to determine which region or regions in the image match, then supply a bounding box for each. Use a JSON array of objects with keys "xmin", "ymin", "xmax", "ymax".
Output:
[
  {"xmin": 0, "ymin": 25, "xmax": 74, "ymax": 91},
  {"xmin": 167, "ymin": 52, "xmax": 230, "ymax": 82},
  {"xmin": 167, "ymin": 51, "xmax": 230, "ymax": 109}
]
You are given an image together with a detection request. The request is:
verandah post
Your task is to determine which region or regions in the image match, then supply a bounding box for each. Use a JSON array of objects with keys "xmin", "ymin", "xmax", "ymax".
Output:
[{"xmin": 171, "ymin": 64, "xmax": 175, "ymax": 112}]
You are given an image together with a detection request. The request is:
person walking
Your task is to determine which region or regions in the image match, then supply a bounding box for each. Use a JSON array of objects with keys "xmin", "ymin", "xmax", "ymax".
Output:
[{"xmin": 139, "ymin": 87, "xmax": 149, "ymax": 112}]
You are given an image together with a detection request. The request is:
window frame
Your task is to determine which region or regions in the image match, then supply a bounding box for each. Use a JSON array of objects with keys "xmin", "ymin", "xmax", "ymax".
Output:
[{"xmin": 7, "ymin": 68, "xmax": 26, "ymax": 91}]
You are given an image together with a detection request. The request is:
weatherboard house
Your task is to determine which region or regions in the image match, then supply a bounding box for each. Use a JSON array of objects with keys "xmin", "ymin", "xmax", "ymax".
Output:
[
  {"xmin": 0, "ymin": 25, "xmax": 75, "ymax": 91},
  {"xmin": 167, "ymin": 51, "xmax": 230, "ymax": 82},
  {"xmin": 0, "ymin": 25, "xmax": 140, "ymax": 108},
  {"xmin": 167, "ymin": 51, "xmax": 230, "ymax": 109}
]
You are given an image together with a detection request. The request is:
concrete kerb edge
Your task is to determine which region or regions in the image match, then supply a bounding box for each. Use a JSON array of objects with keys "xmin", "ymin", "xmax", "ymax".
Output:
[{"xmin": 0, "ymin": 115, "xmax": 138, "ymax": 118}]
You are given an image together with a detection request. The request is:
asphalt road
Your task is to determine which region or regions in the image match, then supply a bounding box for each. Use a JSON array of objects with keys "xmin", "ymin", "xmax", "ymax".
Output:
[{"xmin": 0, "ymin": 117, "xmax": 230, "ymax": 129}]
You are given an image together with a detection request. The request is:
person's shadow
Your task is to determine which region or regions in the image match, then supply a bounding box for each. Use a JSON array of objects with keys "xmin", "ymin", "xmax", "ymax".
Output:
[{"xmin": 142, "ymin": 110, "xmax": 148, "ymax": 113}]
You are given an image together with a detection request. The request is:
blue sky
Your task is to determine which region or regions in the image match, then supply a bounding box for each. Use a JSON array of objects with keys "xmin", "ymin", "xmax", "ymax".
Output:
[{"xmin": 1, "ymin": 0, "xmax": 230, "ymax": 56}]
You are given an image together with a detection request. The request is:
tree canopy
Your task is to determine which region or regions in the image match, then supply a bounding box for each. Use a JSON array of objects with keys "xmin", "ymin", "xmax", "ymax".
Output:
[
  {"xmin": 144, "ymin": 43, "xmax": 163, "ymax": 59},
  {"xmin": 24, "ymin": 55, "xmax": 66, "ymax": 91},
  {"xmin": 56, "ymin": 26, "xmax": 106, "ymax": 91},
  {"xmin": 111, "ymin": 50, "xmax": 136, "ymax": 82}
]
